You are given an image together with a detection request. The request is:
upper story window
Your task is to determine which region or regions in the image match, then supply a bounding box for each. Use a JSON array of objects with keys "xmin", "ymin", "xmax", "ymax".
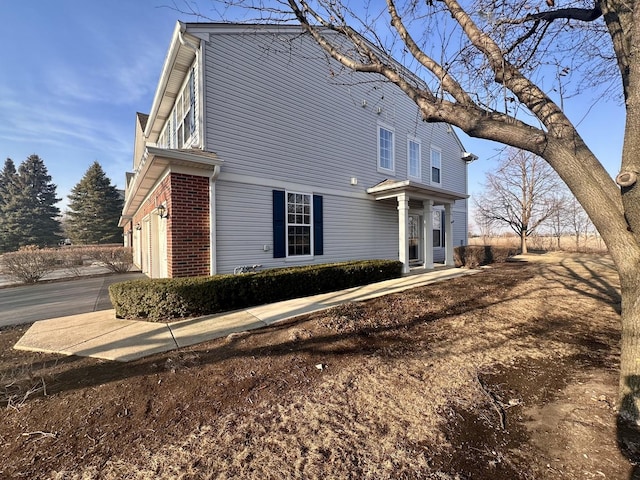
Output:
[
  {"xmin": 378, "ymin": 124, "xmax": 395, "ymax": 174},
  {"xmin": 431, "ymin": 146, "xmax": 442, "ymax": 185},
  {"xmin": 408, "ymin": 137, "xmax": 421, "ymax": 181},
  {"xmin": 157, "ymin": 68, "xmax": 196, "ymax": 149}
]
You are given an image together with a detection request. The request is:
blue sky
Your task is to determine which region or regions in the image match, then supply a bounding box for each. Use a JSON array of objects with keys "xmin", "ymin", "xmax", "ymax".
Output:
[{"xmin": 0, "ymin": 1, "xmax": 626, "ymax": 212}]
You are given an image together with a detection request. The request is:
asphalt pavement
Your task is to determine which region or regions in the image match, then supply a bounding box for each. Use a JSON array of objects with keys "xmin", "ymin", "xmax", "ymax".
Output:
[{"xmin": 0, "ymin": 272, "xmax": 146, "ymax": 327}]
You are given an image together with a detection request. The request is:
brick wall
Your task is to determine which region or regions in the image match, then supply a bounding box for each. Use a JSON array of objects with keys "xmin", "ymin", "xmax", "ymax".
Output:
[
  {"xmin": 167, "ymin": 173, "xmax": 210, "ymax": 277},
  {"xmin": 131, "ymin": 177, "xmax": 171, "ymax": 276}
]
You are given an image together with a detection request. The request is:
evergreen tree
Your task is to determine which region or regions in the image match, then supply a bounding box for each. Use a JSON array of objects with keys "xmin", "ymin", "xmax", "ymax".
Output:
[
  {"xmin": 0, "ymin": 158, "xmax": 19, "ymax": 252},
  {"xmin": 0, "ymin": 155, "xmax": 61, "ymax": 252},
  {"xmin": 66, "ymin": 161, "xmax": 124, "ymax": 244},
  {"xmin": 15, "ymin": 154, "xmax": 61, "ymax": 248}
]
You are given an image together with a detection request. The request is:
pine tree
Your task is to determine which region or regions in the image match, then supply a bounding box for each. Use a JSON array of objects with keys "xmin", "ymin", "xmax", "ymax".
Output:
[
  {"xmin": 15, "ymin": 154, "xmax": 61, "ymax": 248},
  {"xmin": 0, "ymin": 158, "xmax": 19, "ymax": 252},
  {"xmin": 0, "ymin": 155, "xmax": 61, "ymax": 252},
  {"xmin": 66, "ymin": 161, "xmax": 124, "ymax": 244}
]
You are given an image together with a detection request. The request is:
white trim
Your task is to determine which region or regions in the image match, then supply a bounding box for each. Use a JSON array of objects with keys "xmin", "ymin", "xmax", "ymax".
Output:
[
  {"xmin": 397, "ymin": 192, "xmax": 410, "ymax": 274},
  {"xmin": 285, "ymin": 190, "xmax": 314, "ymax": 258},
  {"xmin": 430, "ymin": 145, "xmax": 442, "ymax": 186},
  {"xmin": 407, "ymin": 135, "xmax": 422, "ymax": 181},
  {"xmin": 423, "ymin": 200, "xmax": 434, "ymax": 269},
  {"xmin": 198, "ymin": 40, "xmax": 206, "ymax": 150},
  {"xmin": 444, "ymin": 203, "xmax": 454, "ymax": 266},
  {"xmin": 210, "ymin": 179, "xmax": 217, "ymax": 275},
  {"xmin": 377, "ymin": 122, "xmax": 395, "ymax": 175}
]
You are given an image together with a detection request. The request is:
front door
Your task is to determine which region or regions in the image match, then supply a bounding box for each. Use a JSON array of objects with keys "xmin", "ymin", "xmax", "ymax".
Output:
[{"xmin": 409, "ymin": 214, "xmax": 421, "ymax": 263}]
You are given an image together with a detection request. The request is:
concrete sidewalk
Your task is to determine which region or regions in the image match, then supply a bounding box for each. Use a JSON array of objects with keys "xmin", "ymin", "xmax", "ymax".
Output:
[{"xmin": 14, "ymin": 267, "xmax": 480, "ymax": 362}]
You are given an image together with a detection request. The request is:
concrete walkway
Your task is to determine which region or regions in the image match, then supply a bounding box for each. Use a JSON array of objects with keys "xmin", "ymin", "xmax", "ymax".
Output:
[{"xmin": 14, "ymin": 267, "xmax": 480, "ymax": 362}]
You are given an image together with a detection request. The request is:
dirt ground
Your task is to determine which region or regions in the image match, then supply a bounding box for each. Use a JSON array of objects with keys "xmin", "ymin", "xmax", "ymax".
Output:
[{"xmin": 1, "ymin": 252, "xmax": 638, "ymax": 479}]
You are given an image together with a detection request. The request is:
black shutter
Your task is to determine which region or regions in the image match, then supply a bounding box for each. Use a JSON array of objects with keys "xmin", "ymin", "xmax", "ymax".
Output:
[
  {"xmin": 313, "ymin": 195, "xmax": 323, "ymax": 256},
  {"xmin": 273, "ymin": 190, "xmax": 286, "ymax": 258}
]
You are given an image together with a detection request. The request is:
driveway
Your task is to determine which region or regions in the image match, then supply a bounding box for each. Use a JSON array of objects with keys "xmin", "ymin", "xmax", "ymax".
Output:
[{"xmin": 0, "ymin": 272, "xmax": 147, "ymax": 327}]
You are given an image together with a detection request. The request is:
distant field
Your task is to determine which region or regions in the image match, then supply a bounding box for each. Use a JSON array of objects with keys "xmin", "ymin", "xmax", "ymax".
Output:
[{"xmin": 468, "ymin": 234, "xmax": 607, "ymax": 252}]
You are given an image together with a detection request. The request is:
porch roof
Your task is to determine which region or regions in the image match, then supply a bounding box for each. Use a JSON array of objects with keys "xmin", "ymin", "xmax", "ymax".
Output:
[
  {"xmin": 119, "ymin": 146, "xmax": 223, "ymax": 227},
  {"xmin": 366, "ymin": 179, "xmax": 468, "ymax": 203}
]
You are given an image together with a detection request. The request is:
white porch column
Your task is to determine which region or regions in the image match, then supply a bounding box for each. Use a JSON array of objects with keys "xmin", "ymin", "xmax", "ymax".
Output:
[
  {"xmin": 444, "ymin": 203, "xmax": 454, "ymax": 266},
  {"xmin": 423, "ymin": 200, "xmax": 434, "ymax": 269},
  {"xmin": 397, "ymin": 193, "xmax": 410, "ymax": 274}
]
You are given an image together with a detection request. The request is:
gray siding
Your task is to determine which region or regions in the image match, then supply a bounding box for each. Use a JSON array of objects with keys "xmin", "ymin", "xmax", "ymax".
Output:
[
  {"xmin": 202, "ymin": 31, "xmax": 467, "ymax": 196},
  {"xmin": 215, "ymin": 180, "xmax": 398, "ymax": 274},
  {"xmin": 193, "ymin": 27, "xmax": 468, "ymax": 273}
]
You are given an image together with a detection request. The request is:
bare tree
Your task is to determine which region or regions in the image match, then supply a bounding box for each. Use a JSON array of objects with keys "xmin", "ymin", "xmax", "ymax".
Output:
[
  {"xmin": 475, "ymin": 149, "xmax": 563, "ymax": 254},
  {"xmin": 210, "ymin": 0, "xmax": 640, "ymax": 422},
  {"xmin": 565, "ymin": 196, "xmax": 595, "ymax": 251},
  {"xmin": 472, "ymin": 207, "xmax": 497, "ymax": 244},
  {"xmin": 547, "ymin": 191, "xmax": 570, "ymax": 250}
]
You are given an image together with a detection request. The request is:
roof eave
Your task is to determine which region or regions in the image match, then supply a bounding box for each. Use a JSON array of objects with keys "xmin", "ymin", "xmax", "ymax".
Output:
[
  {"xmin": 121, "ymin": 147, "xmax": 222, "ymax": 220},
  {"xmin": 366, "ymin": 180, "xmax": 468, "ymax": 202}
]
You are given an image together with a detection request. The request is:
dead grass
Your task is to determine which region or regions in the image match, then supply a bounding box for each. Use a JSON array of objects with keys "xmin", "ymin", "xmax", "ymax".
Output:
[{"xmin": 0, "ymin": 253, "xmax": 633, "ymax": 479}]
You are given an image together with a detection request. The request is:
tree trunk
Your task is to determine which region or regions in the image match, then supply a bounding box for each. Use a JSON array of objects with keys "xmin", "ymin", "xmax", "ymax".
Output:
[
  {"xmin": 618, "ymin": 271, "xmax": 640, "ymax": 424},
  {"xmin": 520, "ymin": 231, "xmax": 528, "ymax": 254}
]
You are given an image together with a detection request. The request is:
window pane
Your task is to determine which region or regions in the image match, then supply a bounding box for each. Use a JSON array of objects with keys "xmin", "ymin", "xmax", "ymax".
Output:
[
  {"xmin": 409, "ymin": 140, "xmax": 420, "ymax": 178},
  {"xmin": 432, "ymin": 166, "xmax": 440, "ymax": 183},
  {"xmin": 379, "ymin": 127, "xmax": 393, "ymax": 170},
  {"xmin": 432, "ymin": 210, "xmax": 441, "ymax": 229},
  {"xmin": 431, "ymin": 149, "xmax": 441, "ymax": 183},
  {"xmin": 288, "ymin": 226, "xmax": 311, "ymax": 256},
  {"xmin": 433, "ymin": 229, "xmax": 441, "ymax": 247}
]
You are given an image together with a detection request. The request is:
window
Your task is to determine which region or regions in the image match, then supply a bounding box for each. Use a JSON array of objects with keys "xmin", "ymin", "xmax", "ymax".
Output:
[
  {"xmin": 433, "ymin": 209, "xmax": 442, "ymax": 247},
  {"xmin": 378, "ymin": 125, "xmax": 395, "ymax": 173},
  {"xmin": 408, "ymin": 137, "xmax": 421, "ymax": 180},
  {"xmin": 158, "ymin": 68, "xmax": 196, "ymax": 149},
  {"xmin": 431, "ymin": 147, "xmax": 442, "ymax": 185},
  {"xmin": 273, "ymin": 191, "xmax": 323, "ymax": 258},
  {"xmin": 287, "ymin": 192, "xmax": 312, "ymax": 256}
]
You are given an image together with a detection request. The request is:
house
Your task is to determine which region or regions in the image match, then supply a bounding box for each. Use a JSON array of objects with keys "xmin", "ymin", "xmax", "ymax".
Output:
[{"xmin": 119, "ymin": 22, "xmax": 475, "ymax": 278}]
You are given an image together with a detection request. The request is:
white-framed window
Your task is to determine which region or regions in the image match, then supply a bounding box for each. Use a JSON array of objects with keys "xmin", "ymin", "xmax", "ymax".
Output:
[
  {"xmin": 378, "ymin": 123, "xmax": 395, "ymax": 173},
  {"xmin": 431, "ymin": 146, "xmax": 442, "ymax": 185},
  {"xmin": 408, "ymin": 136, "xmax": 421, "ymax": 181},
  {"xmin": 287, "ymin": 192, "xmax": 312, "ymax": 256},
  {"xmin": 158, "ymin": 67, "xmax": 196, "ymax": 149}
]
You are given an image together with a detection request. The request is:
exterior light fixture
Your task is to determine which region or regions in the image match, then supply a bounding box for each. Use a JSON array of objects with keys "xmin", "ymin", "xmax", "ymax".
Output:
[
  {"xmin": 135, "ymin": 223, "xmax": 142, "ymax": 231},
  {"xmin": 462, "ymin": 152, "xmax": 478, "ymax": 163},
  {"xmin": 156, "ymin": 204, "xmax": 169, "ymax": 219}
]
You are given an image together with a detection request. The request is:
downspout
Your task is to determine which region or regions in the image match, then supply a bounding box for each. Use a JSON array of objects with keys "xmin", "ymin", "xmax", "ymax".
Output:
[{"xmin": 209, "ymin": 165, "xmax": 221, "ymax": 275}]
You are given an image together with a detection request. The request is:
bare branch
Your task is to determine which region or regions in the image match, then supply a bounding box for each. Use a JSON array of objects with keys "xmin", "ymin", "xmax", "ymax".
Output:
[
  {"xmin": 386, "ymin": 0, "xmax": 473, "ymax": 105},
  {"xmin": 501, "ymin": 5, "xmax": 603, "ymax": 26}
]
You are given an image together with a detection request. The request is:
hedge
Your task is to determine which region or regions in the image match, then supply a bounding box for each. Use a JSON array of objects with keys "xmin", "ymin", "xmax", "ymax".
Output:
[
  {"xmin": 454, "ymin": 245, "xmax": 518, "ymax": 268},
  {"xmin": 109, "ymin": 260, "xmax": 403, "ymax": 321}
]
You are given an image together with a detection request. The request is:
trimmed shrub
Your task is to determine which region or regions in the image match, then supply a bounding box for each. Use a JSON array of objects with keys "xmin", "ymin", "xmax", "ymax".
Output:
[
  {"xmin": 454, "ymin": 245, "xmax": 518, "ymax": 268},
  {"xmin": 0, "ymin": 246, "xmax": 58, "ymax": 284},
  {"xmin": 85, "ymin": 246, "xmax": 133, "ymax": 273},
  {"xmin": 109, "ymin": 260, "xmax": 403, "ymax": 321},
  {"xmin": 57, "ymin": 247, "xmax": 86, "ymax": 276}
]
